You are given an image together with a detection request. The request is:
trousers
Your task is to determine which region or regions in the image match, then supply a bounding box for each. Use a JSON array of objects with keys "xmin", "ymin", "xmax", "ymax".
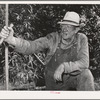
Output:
[{"xmin": 45, "ymin": 69, "xmax": 95, "ymax": 91}]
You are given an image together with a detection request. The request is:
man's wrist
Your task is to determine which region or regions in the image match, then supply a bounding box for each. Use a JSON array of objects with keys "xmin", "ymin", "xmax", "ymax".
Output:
[
  {"xmin": 8, "ymin": 37, "xmax": 16, "ymax": 46},
  {"xmin": 63, "ymin": 62, "xmax": 70, "ymax": 73}
]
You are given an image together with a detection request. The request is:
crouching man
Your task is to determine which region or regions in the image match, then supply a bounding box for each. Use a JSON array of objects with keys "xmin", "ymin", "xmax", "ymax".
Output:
[{"xmin": 0, "ymin": 11, "xmax": 95, "ymax": 90}]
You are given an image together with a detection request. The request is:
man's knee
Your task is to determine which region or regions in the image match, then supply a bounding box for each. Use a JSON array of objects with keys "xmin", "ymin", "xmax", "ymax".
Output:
[
  {"xmin": 77, "ymin": 69, "xmax": 95, "ymax": 91},
  {"xmin": 81, "ymin": 69, "xmax": 94, "ymax": 81}
]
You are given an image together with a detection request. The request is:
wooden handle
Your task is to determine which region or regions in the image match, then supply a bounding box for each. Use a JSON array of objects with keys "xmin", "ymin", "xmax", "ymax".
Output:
[
  {"xmin": 5, "ymin": 4, "xmax": 9, "ymax": 90},
  {"xmin": 0, "ymin": 38, "xmax": 4, "ymax": 45}
]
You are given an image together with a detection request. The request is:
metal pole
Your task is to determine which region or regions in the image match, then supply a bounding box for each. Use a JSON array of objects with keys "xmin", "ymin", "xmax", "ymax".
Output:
[{"xmin": 5, "ymin": 4, "xmax": 9, "ymax": 90}]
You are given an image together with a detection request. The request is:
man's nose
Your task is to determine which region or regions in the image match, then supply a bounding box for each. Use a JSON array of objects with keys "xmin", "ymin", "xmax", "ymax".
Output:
[{"xmin": 63, "ymin": 28, "xmax": 68, "ymax": 32}]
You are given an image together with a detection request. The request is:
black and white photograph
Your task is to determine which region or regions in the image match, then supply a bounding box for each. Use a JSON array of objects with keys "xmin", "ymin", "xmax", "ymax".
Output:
[{"xmin": 0, "ymin": 0, "xmax": 100, "ymax": 99}]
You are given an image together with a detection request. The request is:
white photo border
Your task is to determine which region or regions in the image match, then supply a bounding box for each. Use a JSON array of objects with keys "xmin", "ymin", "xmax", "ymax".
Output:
[{"xmin": 0, "ymin": 1, "xmax": 100, "ymax": 99}]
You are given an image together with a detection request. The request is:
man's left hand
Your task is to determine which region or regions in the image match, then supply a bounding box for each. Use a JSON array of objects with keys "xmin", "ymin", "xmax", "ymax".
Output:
[{"xmin": 54, "ymin": 64, "xmax": 65, "ymax": 81}]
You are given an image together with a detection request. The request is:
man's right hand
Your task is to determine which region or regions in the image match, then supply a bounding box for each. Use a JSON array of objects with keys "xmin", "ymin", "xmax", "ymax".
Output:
[{"xmin": 0, "ymin": 24, "xmax": 16, "ymax": 45}]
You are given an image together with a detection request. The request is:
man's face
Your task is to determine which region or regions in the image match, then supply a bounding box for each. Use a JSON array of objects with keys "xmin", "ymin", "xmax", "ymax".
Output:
[{"xmin": 61, "ymin": 24, "xmax": 76, "ymax": 40}]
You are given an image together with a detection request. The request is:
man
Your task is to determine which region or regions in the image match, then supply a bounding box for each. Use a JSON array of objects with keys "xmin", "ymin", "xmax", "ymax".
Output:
[{"xmin": 0, "ymin": 11, "xmax": 95, "ymax": 90}]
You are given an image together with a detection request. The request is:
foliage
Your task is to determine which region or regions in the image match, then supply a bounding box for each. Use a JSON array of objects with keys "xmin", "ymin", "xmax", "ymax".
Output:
[
  {"xmin": 0, "ymin": 4, "xmax": 100, "ymax": 89},
  {"xmin": 79, "ymin": 5, "xmax": 100, "ymax": 79},
  {"xmin": 0, "ymin": 4, "xmax": 5, "ymax": 81},
  {"xmin": 8, "ymin": 4, "xmax": 72, "ymax": 87}
]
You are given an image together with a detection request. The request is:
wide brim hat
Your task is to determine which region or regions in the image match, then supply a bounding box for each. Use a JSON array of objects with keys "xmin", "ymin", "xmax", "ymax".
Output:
[{"xmin": 58, "ymin": 11, "xmax": 80, "ymax": 26}]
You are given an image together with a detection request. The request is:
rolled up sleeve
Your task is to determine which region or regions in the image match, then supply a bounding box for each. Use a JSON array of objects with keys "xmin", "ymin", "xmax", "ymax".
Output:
[
  {"xmin": 63, "ymin": 34, "xmax": 89, "ymax": 73},
  {"xmin": 14, "ymin": 33, "xmax": 55, "ymax": 55}
]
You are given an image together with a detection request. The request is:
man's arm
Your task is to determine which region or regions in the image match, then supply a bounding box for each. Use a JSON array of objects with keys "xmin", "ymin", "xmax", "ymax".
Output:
[
  {"xmin": 0, "ymin": 26, "xmax": 55, "ymax": 55},
  {"xmin": 13, "ymin": 33, "xmax": 55, "ymax": 55},
  {"xmin": 54, "ymin": 33, "xmax": 89, "ymax": 81},
  {"xmin": 63, "ymin": 33, "xmax": 89, "ymax": 73}
]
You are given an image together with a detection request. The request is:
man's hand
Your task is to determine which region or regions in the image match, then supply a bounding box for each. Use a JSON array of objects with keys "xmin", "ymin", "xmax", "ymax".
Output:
[
  {"xmin": 54, "ymin": 64, "xmax": 65, "ymax": 81},
  {"xmin": 0, "ymin": 24, "xmax": 16, "ymax": 45}
]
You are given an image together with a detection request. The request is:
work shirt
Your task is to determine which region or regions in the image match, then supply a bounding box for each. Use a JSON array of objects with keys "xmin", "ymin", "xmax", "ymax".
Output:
[{"xmin": 14, "ymin": 32, "xmax": 89, "ymax": 74}]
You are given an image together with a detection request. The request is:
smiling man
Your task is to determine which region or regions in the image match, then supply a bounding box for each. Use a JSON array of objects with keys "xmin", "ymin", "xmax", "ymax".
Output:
[{"xmin": 0, "ymin": 11, "xmax": 95, "ymax": 90}]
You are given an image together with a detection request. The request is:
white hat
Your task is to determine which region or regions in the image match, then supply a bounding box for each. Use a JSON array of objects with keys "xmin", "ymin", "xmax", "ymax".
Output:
[{"xmin": 58, "ymin": 11, "xmax": 80, "ymax": 26}]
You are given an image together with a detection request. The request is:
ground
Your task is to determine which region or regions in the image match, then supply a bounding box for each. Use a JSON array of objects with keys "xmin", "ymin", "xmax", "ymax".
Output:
[{"xmin": 0, "ymin": 81, "xmax": 99, "ymax": 91}]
